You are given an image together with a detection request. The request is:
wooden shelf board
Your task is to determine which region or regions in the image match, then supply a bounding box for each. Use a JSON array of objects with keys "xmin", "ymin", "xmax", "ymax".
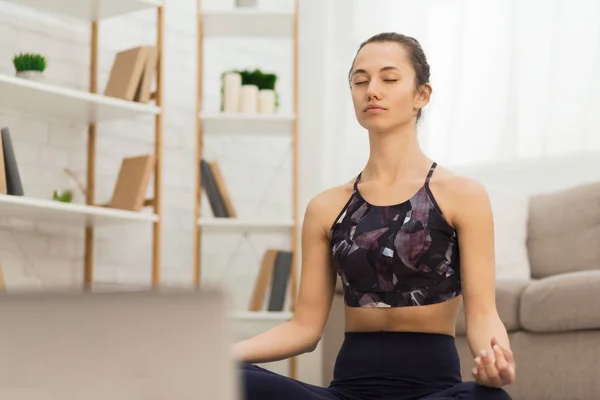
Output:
[
  {"xmin": 1, "ymin": 0, "xmax": 162, "ymax": 21},
  {"xmin": 202, "ymin": 9, "xmax": 294, "ymax": 38},
  {"xmin": 0, "ymin": 194, "xmax": 158, "ymax": 227},
  {"xmin": 0, "ymin": 74, "xmax": 159, "ymax": 124},
  {"xmin": 200, "ymin": 112, "xmax": 294, "ymax": 134},
  {"xmin": 198, "ymin": 218, "xmax": 295, "ymax": 232},
  {"xmin": 229, "ymin": 310, "xmax": 293, "ymax": 321}
]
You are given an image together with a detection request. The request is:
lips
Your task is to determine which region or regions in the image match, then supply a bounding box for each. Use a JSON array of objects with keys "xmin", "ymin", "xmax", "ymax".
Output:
[{"xmin": 364, "ymin": 104, "xmax": 386, "ymax": 112}]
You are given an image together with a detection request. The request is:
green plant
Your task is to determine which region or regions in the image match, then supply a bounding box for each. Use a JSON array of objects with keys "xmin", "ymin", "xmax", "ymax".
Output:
[
  {"xmin": 239, "ymin": 69, "xmax": 277, "ymax": 90},
  {"xmin": 12, "ymin": 52, "xmax": 47, "ymax": 72},
  {"xmin": 52, "ymin": 189, "xmax": 73, "ymax": 203}
]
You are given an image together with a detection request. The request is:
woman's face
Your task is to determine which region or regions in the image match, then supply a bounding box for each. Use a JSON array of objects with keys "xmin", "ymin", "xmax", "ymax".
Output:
[{"xmin": 349, "ymin": 41, "xmax": 428, "ymax": 133}]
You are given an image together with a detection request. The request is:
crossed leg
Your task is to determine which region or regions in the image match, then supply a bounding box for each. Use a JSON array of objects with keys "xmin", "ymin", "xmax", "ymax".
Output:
[
  {"xmin": 421, "ymin": 381, "xmax": 513, "ymax": 400},
  {"xmin": 239, "ymin": 362, "xmax": 346, "ymax": 400}
]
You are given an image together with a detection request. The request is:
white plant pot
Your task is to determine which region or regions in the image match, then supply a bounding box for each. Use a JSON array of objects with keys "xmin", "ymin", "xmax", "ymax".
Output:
[
  {"xmin": 235, "ymin": 0, "xmax": 257, "ymax": 7},
  {"xmin": 240, "ymin": 85, "xmax": 259, "ymax": 113},
  {"xmin": 16, "ymin": 70, "xmax": 44, "ymax": 82},
  {"xmin": 222, "ymin": 72, "xmax": 242, "ymax": 113},
  {"xmin": 258, "ymin": 89, "xmax": 276, "ymax": 114}
]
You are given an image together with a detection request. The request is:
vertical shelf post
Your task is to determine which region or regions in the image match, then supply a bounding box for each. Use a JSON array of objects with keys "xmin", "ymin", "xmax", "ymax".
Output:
[
  {"xmin": 288, "ymin": 0, "xmax": 300, "ymax": 380},
  {"xmin": 84, "ymin": 20, "xmax": 99, "ymax": 289},
  {"xmin": 152, "ymin": 2, "xmax": 165, "ymax": 288},
  {"xmin": 193, "ymin": 0, "xmax": 204, "ymax": 288}
]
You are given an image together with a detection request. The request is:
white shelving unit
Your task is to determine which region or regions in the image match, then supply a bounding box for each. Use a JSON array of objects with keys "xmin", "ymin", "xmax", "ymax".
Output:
[
  {"xmin": 198, "ymin": 217, "xmax": 295, "ymax": 232},
  {"xmin": 200, "ymin": 112, "xmax": 294, "ymax": 135},
  {"xmin": 229, "ymin": 310, "xmax": 293, "ymax": 321},
  {"xmin": 0, "ymin": 0, "xmax": 165, "ymax": 289},
  {"xmin": 195, "ymin": 2, "xmax": 300, "ymax": 378},
  {"xmin": 202, "ymin": 9, "xmax": 294, "ymax": 38},
  {"xmin": 0, "ymin": 195, "xmax": 157, "ymax": 227},
  {"xmin": 0, "ymin": 0, "xmax": 161, "ymax": 21},
  {"xmin": 0, "ymin": 74, "xmax": 159, "ymax": 124}
]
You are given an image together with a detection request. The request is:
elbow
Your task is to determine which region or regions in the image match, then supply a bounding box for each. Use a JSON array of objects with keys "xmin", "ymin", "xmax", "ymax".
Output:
[
  {"xmin": 306, "ymin": 334, "xmax": 322, "ymax": 353},
  {"xmin": 291, "ymin": 319, "xmax": 323, "ymax": 354},
  {"xmin": 299, "ymin": 326, "xmax": 322, "ymax": 354}
]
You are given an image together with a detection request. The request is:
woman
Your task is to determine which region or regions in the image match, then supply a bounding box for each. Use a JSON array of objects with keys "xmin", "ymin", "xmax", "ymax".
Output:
[{"xmin": 234, "ymin": 32, "xmax": 515, "ymax": 400}]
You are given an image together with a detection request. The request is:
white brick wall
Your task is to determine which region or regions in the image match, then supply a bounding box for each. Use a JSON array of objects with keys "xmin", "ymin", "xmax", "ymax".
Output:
[{"xmin": 0, "ymin": 0, "xmax": 328, "ymax": 385}]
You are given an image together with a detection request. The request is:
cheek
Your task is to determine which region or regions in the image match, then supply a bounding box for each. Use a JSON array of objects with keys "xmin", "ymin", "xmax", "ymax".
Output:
[
  {"xmin": 351, "ymin": 89, "xmax": 363, "ymax": 108},
  {"xmin": 391, "ymin": 85, "xmax": 416, "ymax": 110}
]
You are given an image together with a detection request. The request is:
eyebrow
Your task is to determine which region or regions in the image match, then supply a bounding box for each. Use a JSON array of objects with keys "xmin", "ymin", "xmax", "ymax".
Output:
[{"xmin": 351, "ymin": 66, "xmax": 400, "ymax": 76}]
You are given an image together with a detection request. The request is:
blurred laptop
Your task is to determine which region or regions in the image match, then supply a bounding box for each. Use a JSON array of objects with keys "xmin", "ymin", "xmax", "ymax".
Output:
[{"xmin": 0, "ymin": 288, "xmax": 240, "ymax": 400}]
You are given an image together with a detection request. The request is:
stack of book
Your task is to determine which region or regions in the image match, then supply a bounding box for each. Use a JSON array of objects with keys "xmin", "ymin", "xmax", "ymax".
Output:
[
  {"xmin": 248, "ymin": 249, "xmax": 293, "ymax": 312},
  {"xmin": 104, "ymin": 45, "xmax": 158, "ymax": 103},
  {"xmin": 200, "ymin": 158, "xmax": 236, "ymax": 218}
]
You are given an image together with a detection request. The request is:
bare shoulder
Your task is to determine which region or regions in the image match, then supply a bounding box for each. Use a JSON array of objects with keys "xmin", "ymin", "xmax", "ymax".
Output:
[
  {"xmin": 304, "ymin": 179, "xmax": 356, "ymax": 236},
  {"xmin": 428, "ymin": 164, "xmax": 492, "ymax": 228}
]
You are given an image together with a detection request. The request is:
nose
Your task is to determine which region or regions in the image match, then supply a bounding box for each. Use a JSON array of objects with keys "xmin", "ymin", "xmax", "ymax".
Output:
[{"xmin": 366, "ymin": 80, "xmax": 381, "ymax": 101}]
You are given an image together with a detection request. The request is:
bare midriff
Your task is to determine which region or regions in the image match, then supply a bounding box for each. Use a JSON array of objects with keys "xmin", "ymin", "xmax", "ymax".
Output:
[{"xmin": 343, "ymin": 295, "xmax": 463, "ymax": 336}]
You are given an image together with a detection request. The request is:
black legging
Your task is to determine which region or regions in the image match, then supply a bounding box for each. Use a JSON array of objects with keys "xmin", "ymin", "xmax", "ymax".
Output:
[{"xmin": 240, "ymin": 331, "xmax": 513, "ymax": 400}]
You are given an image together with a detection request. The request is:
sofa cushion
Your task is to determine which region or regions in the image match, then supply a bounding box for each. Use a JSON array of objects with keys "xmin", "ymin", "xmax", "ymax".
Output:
[
  {"xmin": 520, "ymin": 270, "xmax": 600, "ymax": 332},
  {"xmin": 455, "ymin": 280, "xmax": 527, "ymax": 335},
  {"xmin": 527, "ymin": 182, "xmax": 600, "ymax": 279},
  {"xmin": 487, "ymin": 187, "xmax": 532, "ymax": 281}
]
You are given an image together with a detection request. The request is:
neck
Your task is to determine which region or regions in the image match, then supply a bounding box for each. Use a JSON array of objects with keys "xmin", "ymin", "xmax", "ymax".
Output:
[{"xmin": 363, "ymin": 122, "xmax": 431, "ymax": 183}]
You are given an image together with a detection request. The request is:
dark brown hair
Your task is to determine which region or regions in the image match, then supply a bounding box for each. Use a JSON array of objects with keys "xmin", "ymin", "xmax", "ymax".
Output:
[{"xmin": 349, "ymin": 32, "xmax": 431, "ymax": 121}]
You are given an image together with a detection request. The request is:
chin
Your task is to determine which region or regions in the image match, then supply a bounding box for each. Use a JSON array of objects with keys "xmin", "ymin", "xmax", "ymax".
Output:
[
  {"xmin": 359, "ymin": 116, "xmax": 413, "ymax": 134},
  {"xmin": 359, "ymin": 119, "xmax": 394, "ymax": 134}
]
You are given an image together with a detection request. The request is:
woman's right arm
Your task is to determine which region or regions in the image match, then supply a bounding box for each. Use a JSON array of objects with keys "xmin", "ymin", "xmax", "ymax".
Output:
[{"xmin": 232, "ymin": 192, "xmax": 339, "ymax": 364}]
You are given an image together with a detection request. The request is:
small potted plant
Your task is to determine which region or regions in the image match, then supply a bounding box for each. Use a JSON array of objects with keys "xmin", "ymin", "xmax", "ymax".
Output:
[
  {"xmin": 12, "ymin": 52, "xmax": 47, "ymax": 82},
  {"xmin": 52, "ymin": 189, "xmax": 73, "ymax": 203},
  {"xmin": 51, "ymin": 168, "xmax": 86, "ymax": 203}
]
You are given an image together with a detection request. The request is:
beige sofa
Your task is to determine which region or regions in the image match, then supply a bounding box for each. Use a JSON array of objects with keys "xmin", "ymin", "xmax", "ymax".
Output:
[{"xmin": 321, "ymin": 182, "xmax": 600, "ymax": 400}]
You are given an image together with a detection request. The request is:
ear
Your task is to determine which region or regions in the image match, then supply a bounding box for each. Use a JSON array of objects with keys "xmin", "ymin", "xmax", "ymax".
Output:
[{"xmin": 414, "ymin": 83, "xmax": 432, "ymax": 111}]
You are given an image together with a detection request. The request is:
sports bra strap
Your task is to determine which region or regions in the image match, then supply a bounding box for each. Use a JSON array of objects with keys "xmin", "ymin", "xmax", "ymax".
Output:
[
  {"xmin": 353, "ymin": 172, "xmax": 362, "ymax": 191},
  {"xmin": 425, "ymin": 162, "xmax": 437, "ymax": 185}
]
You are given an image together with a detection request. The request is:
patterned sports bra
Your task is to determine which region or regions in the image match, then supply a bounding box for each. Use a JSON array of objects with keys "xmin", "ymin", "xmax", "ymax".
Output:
[{"xmin": 329, "ymin": 162, "xmax": 462, "ymax": 308}]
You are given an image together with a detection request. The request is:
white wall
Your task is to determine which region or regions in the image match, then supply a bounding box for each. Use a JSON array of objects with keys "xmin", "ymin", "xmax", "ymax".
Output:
[
  {"xmin": 323, "ymin": 0, "xmax": 600, "ymax": 186},
  {"xmin": 0, "ymin": 0, "xmax": 330, "ymax": 386}
]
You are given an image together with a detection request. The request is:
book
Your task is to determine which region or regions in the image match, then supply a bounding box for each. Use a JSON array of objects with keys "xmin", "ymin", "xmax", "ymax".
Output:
[
  {"xmin": 1, "ymin": 127, "xmax": 24, "ymax": 196},
  {"xmin": 208, "ymin": 161, "xmax": 236, "ymax": 218},
  {"xmin": 104, "ymin": 46, "xmax": 149, "ymax": 101},
  {"xmin": 248, "ymin": 249, "xmax": 278, "ymax": 311},
  {"xmin": 200, "ymin": 159, "xmax": 228, "ymax": 218},
  {"xmin": 247, "ymin": 249, "xmax": 294, "ymax": 312},
  {"xmin": 199, "ymin": 160, "xmax": 238, "ymax": 218},
  {"xmin": 268, "ymin": 251, "xmax": 293, "ymax": 311},
  {"xmin": 107, "ymin": 155, "xmax": 155, "ymax": 211},
  {"xmin": 134, "ymin": 45, "xmax": 158, "ymax": 103}
]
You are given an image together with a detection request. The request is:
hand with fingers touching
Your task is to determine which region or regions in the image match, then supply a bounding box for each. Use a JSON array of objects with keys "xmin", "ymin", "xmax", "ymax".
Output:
[{"xmin": 472, "ymin": 337, "xmax": 516, "ymax": 388}]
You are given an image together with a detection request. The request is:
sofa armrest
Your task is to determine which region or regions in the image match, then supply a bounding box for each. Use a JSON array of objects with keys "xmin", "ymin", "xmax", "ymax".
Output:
[
  {"xmin": 520, "ymin": 270, "xmax": 600, "ymax": 333},
  {"xmin": 455, "ymin": 279, "xmax": 528, "ymax": 335}
]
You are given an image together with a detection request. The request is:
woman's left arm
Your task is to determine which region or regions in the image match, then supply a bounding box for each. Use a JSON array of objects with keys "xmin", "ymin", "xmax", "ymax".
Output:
[{"xmin": 451, "ymin": 177, "xmax": 516, "ymax": 387}]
